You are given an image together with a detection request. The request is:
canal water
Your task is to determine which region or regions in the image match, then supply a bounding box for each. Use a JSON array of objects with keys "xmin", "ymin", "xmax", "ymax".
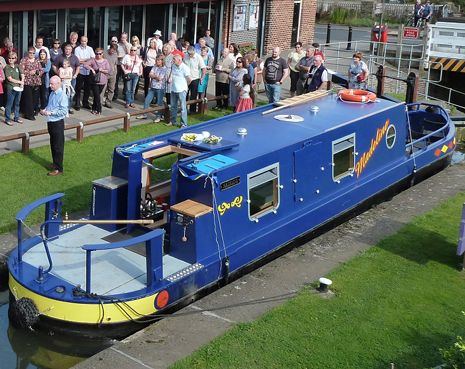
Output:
[{"xmin": 0, "ymin": 285, "xmax": 114, "ymax": 369}]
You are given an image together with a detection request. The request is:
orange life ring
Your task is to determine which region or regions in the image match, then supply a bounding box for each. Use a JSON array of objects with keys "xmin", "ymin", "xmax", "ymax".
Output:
[{"xmin": 338, "ymin": 89, "xmax": 377, "ymax": 103}]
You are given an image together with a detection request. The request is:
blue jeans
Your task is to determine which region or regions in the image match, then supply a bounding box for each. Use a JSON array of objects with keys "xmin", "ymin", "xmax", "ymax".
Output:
[
  {"xmin": 124, "ymin": 74, "xmax": 139, "ymax": 105},
  {"xmin": 265, "ymin": 83, "xmax": 282, "ymax": 104},
  {"xmin": 170, "ymin": 90, "xmax": 187, "ymax": 127},
  {"xmin": 143, "ymin": 87, "xmax": 165, "ymax": 119},
  {"xmin": 5, "ymin": 89, "xmax": 21, "ymax": 122}
]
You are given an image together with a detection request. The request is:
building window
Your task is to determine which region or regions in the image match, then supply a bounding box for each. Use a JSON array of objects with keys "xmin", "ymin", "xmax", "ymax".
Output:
[
  {"xmin": 67, "ymin": 8, "xmax": 85, "ymax": 41},
  {"xmin": 332, "ymin": 134, "xmax": 355, "ymax": 180},
  {"xmin": 386, "ymin": 124, "xmax": 396, "ymax": 149},
  {"xmin": 247, "ymin": 163, "xmax": 280, "ymax": 220},
  {"xmin": 37, "ymin": 10, "xmax": 57, "ymax": 48}
]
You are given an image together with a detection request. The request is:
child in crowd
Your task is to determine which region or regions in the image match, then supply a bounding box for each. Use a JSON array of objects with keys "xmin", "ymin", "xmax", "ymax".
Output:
[
  {"xmin": 234, "ymin": 73, "xmax": 253, "ymax": 113},
  {"xmin": 58, "ymin": 59, "xmax": 75, "ymax": 115}
]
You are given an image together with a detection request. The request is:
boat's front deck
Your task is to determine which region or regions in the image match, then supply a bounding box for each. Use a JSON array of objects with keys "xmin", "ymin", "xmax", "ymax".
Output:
[{"xmin": 22, "ymin": 225, "xmax": 190, "ymax": 296}]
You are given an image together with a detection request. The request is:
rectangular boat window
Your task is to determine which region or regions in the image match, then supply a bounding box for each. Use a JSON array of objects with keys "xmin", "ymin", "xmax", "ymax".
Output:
[
  {"xmin": 332, "ymin": 135, "xmax": 355, "ymax": 180},
  {"xmin": 247, "ymin": 163, "xmax": 280, "ymax": 220}
]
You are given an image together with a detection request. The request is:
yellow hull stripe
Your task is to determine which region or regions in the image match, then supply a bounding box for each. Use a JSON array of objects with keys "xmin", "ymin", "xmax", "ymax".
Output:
[{"xmin": 9, "ymin": 273, "xmax": 160, "ymax": 324}]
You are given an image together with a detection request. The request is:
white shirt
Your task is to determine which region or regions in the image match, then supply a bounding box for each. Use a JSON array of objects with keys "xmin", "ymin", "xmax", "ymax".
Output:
[
  {"xmin": 74, "ymin": 45, "xmax": 96, "ymax": 76},
  {"xmin": 171, "ymin": 63, "xmax": 190, "ymax": 93},
  {"xmin": 183, "ymin": 53, "xmax": 205, "ymax": 80},
  {"xmin": 34, "ymin": 46, "xmax": 50, "ymax": 59}
]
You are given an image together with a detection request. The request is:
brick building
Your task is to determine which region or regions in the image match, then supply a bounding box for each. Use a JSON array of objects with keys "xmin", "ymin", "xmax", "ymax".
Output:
[
  {"xmin": 223, "ymin": 0, "xmax": 317, "ymax": 56},
  {"xmin": 0, "ymin": 0, "xmax": 316, "ymax": 58}
]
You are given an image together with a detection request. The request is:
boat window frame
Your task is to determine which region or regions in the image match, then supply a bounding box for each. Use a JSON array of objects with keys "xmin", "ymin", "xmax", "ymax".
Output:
[
  {"xmin": 247, "ymin": 162, "xmax": 280, "ymax": 221},
  {"xmin": 332, "ymin": 134, "xmax": 355, "ymax": 181},
  {"xmin": 386, "ymin": 124, "xmax": 396, "ymax": 149}
]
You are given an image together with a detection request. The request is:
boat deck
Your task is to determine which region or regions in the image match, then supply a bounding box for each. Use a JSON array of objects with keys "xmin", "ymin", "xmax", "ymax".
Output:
[{"xmin": 22, "ymin": 225, "xmax": 190, "ymax": 296}]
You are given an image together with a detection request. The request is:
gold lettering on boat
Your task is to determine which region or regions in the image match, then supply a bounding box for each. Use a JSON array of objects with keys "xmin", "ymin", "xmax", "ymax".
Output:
[
  {"xmin": 218, "ymin": 196, "xmax": 243, "ymax": 215},
  {"xmin": 354, "ymin": 119, "xmax": 390, "ymax": 178}
]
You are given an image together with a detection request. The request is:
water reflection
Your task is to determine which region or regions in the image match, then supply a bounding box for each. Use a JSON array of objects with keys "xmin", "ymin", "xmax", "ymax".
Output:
[{"xmin": 1, "ymin": 288, "xmax": 115, "ymax": 369}]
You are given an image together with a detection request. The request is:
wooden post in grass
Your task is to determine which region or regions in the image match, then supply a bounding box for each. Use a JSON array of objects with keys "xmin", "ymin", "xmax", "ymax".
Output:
[
  {"xmin": 22, "ymin": 134, "xmax": 29, "ymax": 153},
  {"xmin": 123, "ymin": 112, "xmax": 130, "ymax": 132},
  {"xmin": 76, "ymin": 122, "xmax": 84, "ymax": 143},
  {"xmin": 200, "ymin": 97, "xmax": 208, "ymax": 115},
  {"xmin": 164, "ymin": 105, "xmax": 171, "ymax": 122}
]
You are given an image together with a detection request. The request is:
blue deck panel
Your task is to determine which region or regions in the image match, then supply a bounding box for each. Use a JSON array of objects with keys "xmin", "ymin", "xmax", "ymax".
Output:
[{"xmin": 118, "ymin": 93, "xmax": 397, "ymax": 164}]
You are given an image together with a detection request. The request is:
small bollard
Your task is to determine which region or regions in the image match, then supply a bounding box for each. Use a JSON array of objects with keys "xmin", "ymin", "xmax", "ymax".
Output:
[
  {"xmin": 346, "ymin": 26, "xmax": 353, "ymax": 50},
  {"xmin": 326, "ymin": 23, "xmax": 331, "ymax": 45},
  {"xmin": 317, "ymin": 277, "xmax": 332, "ymax": 293}
]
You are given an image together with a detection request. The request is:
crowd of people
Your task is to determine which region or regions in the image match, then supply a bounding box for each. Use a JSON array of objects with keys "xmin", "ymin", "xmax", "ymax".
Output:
[
  {"xmin": 0, "ymin": 30, "xmax": 273, "ymax": 129},
  {"xmin": 1, "ymin": 32, "xmax": 358, "ymax": 175}
]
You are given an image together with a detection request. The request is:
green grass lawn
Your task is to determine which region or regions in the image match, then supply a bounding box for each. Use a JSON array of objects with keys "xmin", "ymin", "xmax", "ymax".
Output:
[
  {"xmin": 0, "ymin": 108, "xmax": 234, "ymax": 235},
  {"xmin": 172, "ymin": 192, "xmax": 465, "ymax": 369}
]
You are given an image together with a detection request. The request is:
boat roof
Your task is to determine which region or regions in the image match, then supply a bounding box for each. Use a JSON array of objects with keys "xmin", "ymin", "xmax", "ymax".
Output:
[{"xmin": 120, "ymin": 92, "xmax": 401, "ymax": 163}]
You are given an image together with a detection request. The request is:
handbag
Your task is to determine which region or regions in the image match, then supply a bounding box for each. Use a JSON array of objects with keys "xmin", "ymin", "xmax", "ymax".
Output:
[
  {"xmin": 123, "ymin": 57, "xmax": 137, "ymax": 82},
  {"xmin": 357, "ymin": 72, "xmax": 366, "ymax": 83},
  {"xmin": 89, "ymin": 70, "xmax": 101, "ymax": 84}
]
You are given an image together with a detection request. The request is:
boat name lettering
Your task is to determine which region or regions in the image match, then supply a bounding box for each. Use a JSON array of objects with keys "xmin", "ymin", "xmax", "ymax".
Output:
[
  {"xmin": 218, "ymin": 196, "xmax": 243, "ymax": 215},
  {"xmin": 220, "ymin": 176, "xmax": 241, "ymax": 191},
  {"xmin": 354, "ymin": 119, "xmax": 390, "ymax": 178}
]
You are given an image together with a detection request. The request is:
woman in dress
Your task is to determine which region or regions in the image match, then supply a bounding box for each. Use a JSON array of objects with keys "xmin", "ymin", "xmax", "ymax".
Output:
[
  {"xmin": 162, "ymin": 43, "xmax": 173, "ymax": 105},
  {"xmin": 37, "ymin": 49, "xmax": 51, "ymax": 112},
  {"xmin": 235, "ymin": 73, "xmax": 253, "ymax": 113},
  {"xmin": 19, "ymin": 46, "xmax": 43, "ymax": 120},
  {"xmin": 287, "ymin": 42, "xmax": 304, "ymax": 98},
  {"xmin": 348, "ymin": 52, "xmax": 369, "ymax": 90},
  {"xmin": 4, "ymin": 52, "xmax": 24, "ymax": 126},
  {"xmin": 143, "ymin": 38, "xmax": 158, "ymax": 97},
  {"xmin": 228, "ymin": 57, "xmax": 248, "ymax": 109},
  {"xmin": 122, "ymin": 46, "xmax": 143, "ymax": 108},
  {"xmin": 197, "ymin": 46, "xmax": 212, "ymax": 101},
  {"xmin": 83, "ymin": 47, "xmax": 110, "ymax": 115}
]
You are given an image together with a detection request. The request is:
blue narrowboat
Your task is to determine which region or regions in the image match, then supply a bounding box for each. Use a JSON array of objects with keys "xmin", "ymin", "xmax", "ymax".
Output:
[{"xmin": 8, "ymin": 90, "xmax": 455, "ymax": 338}]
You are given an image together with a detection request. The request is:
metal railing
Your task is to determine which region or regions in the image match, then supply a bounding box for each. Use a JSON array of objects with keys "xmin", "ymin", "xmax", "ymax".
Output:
[{"xmin": 323, "ymin": 40, "xmax": 465, "ymax": 111}]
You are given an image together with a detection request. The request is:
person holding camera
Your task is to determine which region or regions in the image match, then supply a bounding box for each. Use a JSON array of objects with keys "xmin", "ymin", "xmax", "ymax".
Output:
[
  {"xmin": 348, "ymin": 52, "xmax": 369, "ymax": 90},
  {"xmin": 19, "ymin": 46, "xmax": 43, "ymax": 120},
  {"xmin": 306, "ymin": 55, "xmax": 328, "ymax": 92}
]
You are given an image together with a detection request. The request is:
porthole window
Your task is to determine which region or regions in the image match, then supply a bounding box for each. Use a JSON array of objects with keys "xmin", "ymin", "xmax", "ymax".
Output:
[{"xmin": 386, "ymin": 124, "xmax": 396, "ymax": 149}]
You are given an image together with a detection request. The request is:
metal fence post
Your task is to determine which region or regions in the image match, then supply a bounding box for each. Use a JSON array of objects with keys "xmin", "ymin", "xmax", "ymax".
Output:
[
  {"xmin": 326, "ymin": 23, "xmax": 331, "ymax": 45},
  {"xmin": 346, "ymin": 26, "xmax": 353, "ymax": 50}
]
